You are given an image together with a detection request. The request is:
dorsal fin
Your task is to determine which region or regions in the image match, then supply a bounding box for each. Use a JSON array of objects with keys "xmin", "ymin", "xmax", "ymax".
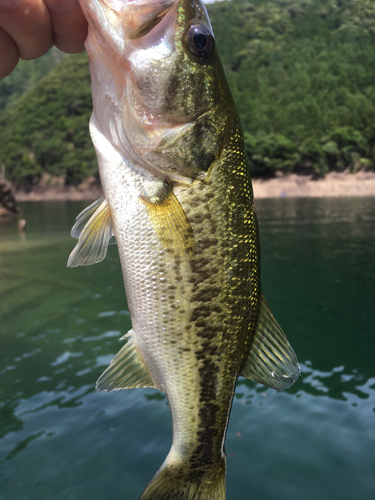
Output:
[
  {"xmin": 67, "ymin": 198, "xmax": 116, "ymax": 268},
  {"xmin": 141, "ymin": 181, "xmax": 195, "ymax": 255},
  {"xmin": 96, "ymin": 330, "xmax": 156, "ymax": 391},
  {"xmin": 241, "ymin": 295, "xmax": 300, "ymax": 390}
]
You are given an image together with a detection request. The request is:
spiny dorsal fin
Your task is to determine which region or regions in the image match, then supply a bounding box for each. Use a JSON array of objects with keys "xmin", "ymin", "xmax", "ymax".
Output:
[
  {"xmin": 96, "ymin": 330, "xmax": 156, "ymax": 391},
  {"xmin": 67, "ymin": 198, "xmax": 116, "ymax": 268},
  {"xmin": 141, "ymin": 181, "xmax": 194, "ymax": 255},
  {"xmin": 241, "ymin": 295, "xmax": 300, "ymax": 390}
]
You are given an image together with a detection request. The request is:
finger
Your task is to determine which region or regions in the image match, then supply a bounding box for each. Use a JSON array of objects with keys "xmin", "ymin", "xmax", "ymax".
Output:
[
  {"xmin": 0, "ymin": 0, "xmax": 53, "ymax": 61},
  {"xmin": 0, "ymin": 26, "xmax": 19, "ymax": 77},
  {"xmin": 44, "ymin": 0, "xmax": 88, "ymax": 54}
]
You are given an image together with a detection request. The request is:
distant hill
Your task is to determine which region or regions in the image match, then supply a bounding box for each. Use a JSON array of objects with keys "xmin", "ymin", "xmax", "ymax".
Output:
[
  {"xmin": 0, "ymin": 53, "xmax": 96, "ymax": 186},
  {"xmin": 0, "ymin": 48, "xmax": 65, "ymax": 113},
  {"xmin": 209, "ymin": 0, "xmax": 375, "ymax": 175},
  {"xmin": 0, "ymin": 0, "xmax": 374, "ymax": 186}
]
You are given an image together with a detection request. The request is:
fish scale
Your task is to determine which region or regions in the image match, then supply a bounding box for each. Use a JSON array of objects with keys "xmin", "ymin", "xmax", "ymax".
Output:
[{"xmin": 68, "ymin": 0, "xmax": 301, "ymax": 498}]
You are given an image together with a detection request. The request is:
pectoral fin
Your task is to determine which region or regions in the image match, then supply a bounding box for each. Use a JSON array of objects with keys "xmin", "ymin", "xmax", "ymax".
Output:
[
  {"xmin": 67, "ymin": 198, "xmax": 116, "ymax": 267},
  {"xmin": 141, "ymin": 181, "xmax": 194, "ymax": 255},
  {"xmin": 96, "ymin": 330, "xmax": 155, "ymax": 391},
  {"xmin": 241, "ymin": 295, "xmax": 300, "ymax": 390}
]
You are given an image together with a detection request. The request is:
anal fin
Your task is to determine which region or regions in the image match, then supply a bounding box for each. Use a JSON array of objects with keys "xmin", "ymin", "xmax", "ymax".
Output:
[
  {"xmin": 241, "ymin": 295, "xmax": 300, "ymax": 390},
  {"xmin": 96, "ymin": 330, "xmax": 156, "ymax": 391}
]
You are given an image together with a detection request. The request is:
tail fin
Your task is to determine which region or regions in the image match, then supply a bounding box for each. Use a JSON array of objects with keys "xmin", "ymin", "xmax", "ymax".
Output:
[{"xmin": 139, "ymin": 458, "xmax": 226, "ymax": 500}]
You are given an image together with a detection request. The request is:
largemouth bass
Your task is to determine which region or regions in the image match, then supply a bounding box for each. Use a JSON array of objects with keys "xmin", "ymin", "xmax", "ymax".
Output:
[{"xmin": 68, "ymin": 0, "xmax": 300, "ymax": 498}]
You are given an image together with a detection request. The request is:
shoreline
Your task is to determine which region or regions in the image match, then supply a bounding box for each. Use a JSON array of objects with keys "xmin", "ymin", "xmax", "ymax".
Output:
[
  {"xmin": 252, "ymin": 171, "xmax": 375, "ymax": 198},
  {"xmin": 14, "ymin": 177, "xmax": 103, "ymax": 202},
  {"xmin": 13, "ymin": 171, "xmax": 375, "ymax": 202}
]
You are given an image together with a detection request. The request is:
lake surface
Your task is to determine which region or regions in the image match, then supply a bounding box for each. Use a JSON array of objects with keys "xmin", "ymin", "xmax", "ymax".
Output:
[{"xmin": 0, "ymin": 197, "xmax": 374, "ymax": 500}]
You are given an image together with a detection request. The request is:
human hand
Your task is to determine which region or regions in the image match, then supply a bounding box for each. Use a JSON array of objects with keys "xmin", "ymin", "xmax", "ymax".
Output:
[{"xmin": 0, "ymin": 0, "xmax": 88, "ymax": 78}]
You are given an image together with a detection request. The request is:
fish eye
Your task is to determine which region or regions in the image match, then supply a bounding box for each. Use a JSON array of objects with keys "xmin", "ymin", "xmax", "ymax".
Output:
[{"xmin": 185, "ymin": 23, "xmax": 214, "ymax": 62}]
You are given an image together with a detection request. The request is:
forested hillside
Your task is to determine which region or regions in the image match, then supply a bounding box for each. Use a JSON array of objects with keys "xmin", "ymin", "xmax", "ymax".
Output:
[
  {"xmin": 0, "ymin": 48, "xmax": 64, "ymax": 112},
  {"xmin": 0, "ymin": 0, "xmax": 375, "ymax": 185},
  {"xmin": 211, "ymin": 0, "xmax": 375, "ymax": 175},
  {"xmin": 0, "ymin": 53, "xmax": 95, "ymax": 186}
]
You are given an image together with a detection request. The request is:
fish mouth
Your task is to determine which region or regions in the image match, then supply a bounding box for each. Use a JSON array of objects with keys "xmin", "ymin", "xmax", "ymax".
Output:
[
  {"xmin": 110, "ymin": 0, "xmax": 177, "ymax": 40},
  {"xmin": 85, "ymin": 0, "xmax": 178, "ymax": 41}
]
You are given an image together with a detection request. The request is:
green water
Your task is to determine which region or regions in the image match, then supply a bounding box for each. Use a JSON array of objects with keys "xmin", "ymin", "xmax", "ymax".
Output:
[{"xmin": 0, "ymin": 198, "xmax": 374, "ymax": 500}]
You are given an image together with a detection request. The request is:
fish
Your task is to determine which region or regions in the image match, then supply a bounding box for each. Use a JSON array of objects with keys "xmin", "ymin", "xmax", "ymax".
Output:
[{"xmin": 68, "ymin": 0, "xmax": 300, "ymax": 498}]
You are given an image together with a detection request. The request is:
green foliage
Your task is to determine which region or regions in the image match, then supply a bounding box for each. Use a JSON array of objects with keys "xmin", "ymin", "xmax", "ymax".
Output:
[
  {"xmin": 244, "ymin": 132, "xmax": 301, "ymax": 175},
  {"xmin": 0, "ymin": 53, "xmax": 96, "ymax": 185},
  {"xmin": 0, "ymin": 48, "xmax": 64, "ymax": 112},
  {"xmin": 209, "ymin": 0, "xmax": 375, "ymax": 175},
  {"xmin": 245, "ymin": 126, "xmax": 370, "ymax": 176}
]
